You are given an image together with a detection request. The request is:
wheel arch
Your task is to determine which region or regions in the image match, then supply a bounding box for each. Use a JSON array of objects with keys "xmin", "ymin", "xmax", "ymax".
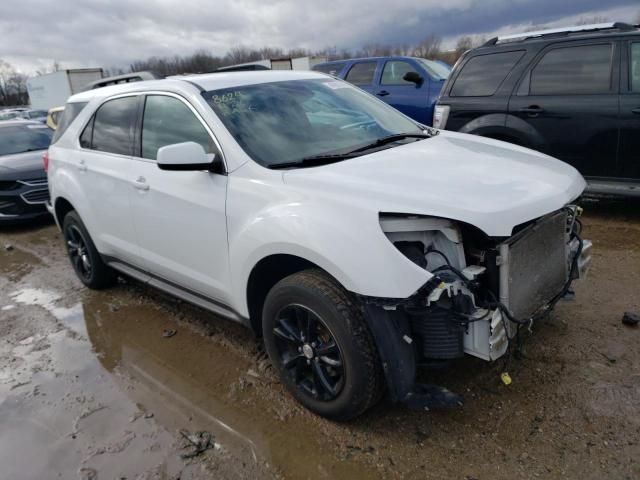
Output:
[
  {"xmin": 245, "ymin": 253, "xmax": 331, "ymax": 336},
  {"xmin": 54, "ymin": 196, "xmax": 75, "ymax": 227}
]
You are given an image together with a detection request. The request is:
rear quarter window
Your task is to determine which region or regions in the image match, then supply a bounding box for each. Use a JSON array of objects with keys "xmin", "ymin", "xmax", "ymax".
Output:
[
  {"xmin": 50, "ymin": 102, "xmax": 88, "ymax": 144},
  {"xmin": 450, "ymin": 50, "xmax": 525, "ymax": 97}
]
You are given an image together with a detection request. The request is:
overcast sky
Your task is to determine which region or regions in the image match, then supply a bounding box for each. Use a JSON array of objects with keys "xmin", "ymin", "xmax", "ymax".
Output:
[{"xmin": 2, "ymin": 0, "xmax": 639, "ymax": 74}]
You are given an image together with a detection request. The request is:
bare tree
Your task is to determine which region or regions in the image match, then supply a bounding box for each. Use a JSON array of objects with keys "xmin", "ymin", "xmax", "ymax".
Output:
[
  {"xmin": 412, "ymin": 34, "xmax": 442, "ymax": 59},
  {"xmin": 0, "ymin": 60, "xmax": 29, "ymax": 106}
]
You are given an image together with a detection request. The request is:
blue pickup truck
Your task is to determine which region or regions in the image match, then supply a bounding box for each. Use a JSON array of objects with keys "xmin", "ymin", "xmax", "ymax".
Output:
[{"xmin": 312, "ymin": 56, "xmax": 450, "ymax": 126}]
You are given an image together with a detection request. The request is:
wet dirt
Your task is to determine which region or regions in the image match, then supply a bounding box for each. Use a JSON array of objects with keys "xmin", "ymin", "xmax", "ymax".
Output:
[{"xmin": 1, "ymin": 200, "xmax": 639, "ymax": 480}]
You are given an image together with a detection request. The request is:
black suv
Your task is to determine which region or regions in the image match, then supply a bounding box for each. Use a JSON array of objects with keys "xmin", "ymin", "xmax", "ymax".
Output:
[{"xmin": 434, "ymin": 22, "xmax": 640, "ymax": 197}]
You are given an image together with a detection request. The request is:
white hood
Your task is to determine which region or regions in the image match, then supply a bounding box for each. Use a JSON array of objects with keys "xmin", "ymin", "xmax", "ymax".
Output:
[{"xmin": 283, "ymin": 131, "xmax": 586, "ymax": 237}]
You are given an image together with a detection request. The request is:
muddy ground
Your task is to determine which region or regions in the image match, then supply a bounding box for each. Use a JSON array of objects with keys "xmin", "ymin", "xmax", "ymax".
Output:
[{"xmin": 1, "ymin": 199, "xmax": 639, "ymax": 480}]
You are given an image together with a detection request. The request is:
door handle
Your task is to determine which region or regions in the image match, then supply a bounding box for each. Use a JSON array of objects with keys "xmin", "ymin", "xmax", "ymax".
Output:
[
  {"xmin": 376, "ymin": 90, "xmax": 390, "ymax": 97},
  {"xmin": 132, "ymin": 176, "xmax": 149, "ymax": 191},
  {"xmin": 519, "ymin": 105, "xmax": 544, "ymax": 116},
  {"xmin": 632, "ymin": 108, "xmax": 640, "ymax": 115},
  {"xmin": 77, "ymin": 159, "xmax": 87, "ymax": 172}
]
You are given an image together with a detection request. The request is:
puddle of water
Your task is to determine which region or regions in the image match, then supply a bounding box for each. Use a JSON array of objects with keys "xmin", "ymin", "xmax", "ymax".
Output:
[
  {"xmin": 81, "ymin": 295, "xmax": 379, "ymax": 479},
  {"xmin": 2, "ymin": 285, "xmax": 380, "ymax": 479},
  {"xmin": 0, "ymin": 329, "xmax": 183, "ymax": 480},
  {"xmin": 9, "ymin": 287, "xmax": 88, "ymax": 337}
]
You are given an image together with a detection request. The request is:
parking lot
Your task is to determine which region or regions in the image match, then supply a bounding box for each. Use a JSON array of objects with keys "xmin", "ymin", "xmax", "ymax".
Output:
[{"xmin": 0, "ymin": 197, "xmax": 638, "ymax": 480}]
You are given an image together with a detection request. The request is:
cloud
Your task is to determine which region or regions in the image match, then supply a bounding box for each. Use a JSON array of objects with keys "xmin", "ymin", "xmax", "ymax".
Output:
[{"xmin": 1, "ymin": 0, "xmax": 638, "ymax": 74}]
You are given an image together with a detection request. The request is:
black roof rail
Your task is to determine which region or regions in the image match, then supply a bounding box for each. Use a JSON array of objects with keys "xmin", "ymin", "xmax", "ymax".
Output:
[{"xmin": 485, "ymin": 22, "xmax": 638, "ymax": 46}]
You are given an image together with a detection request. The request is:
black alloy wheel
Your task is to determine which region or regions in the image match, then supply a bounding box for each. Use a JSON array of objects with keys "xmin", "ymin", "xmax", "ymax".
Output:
[
  {"xmin": 65, "ymin": 224, "xmax": 92, "ymax": 282},
  {"xmin": 262, "ymin": 269, "xmax": 385, "ymax": 421},
  {"xmin": 272, "ymin": 304, "xmax": 345, "ymax": 401},
  {"xmin": 62, "ymin": 210, "xmax": 116, "ymax": 289}
]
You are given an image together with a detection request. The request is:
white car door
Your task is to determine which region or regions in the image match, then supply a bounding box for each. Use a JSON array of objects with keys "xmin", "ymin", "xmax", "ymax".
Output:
[
  {"xmin": 129, "ymin": 93, "xmax": 231, "ymax": 304},
  {"xmin": 76, "ymin": 95, "xmax": 142, "ymax": 266}
]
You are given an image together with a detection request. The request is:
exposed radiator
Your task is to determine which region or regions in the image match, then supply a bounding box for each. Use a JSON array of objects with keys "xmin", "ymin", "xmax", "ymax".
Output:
[{"xmin": 498, "ymin": 210, "xmax": 568, "ymax": 320}]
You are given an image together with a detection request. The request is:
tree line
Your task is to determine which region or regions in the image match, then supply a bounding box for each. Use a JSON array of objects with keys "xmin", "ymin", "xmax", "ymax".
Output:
[{"xmin": 121, "ymin": 34, "xmax": 480, "ymax": 77}]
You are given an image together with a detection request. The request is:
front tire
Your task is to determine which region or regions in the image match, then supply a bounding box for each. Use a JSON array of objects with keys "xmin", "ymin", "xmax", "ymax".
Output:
[
  {"xmin": 62, "ymin": 211, "xmax": 116, "ymax": 289},
  {"xmin": 262, "ymin": 269, "xmax": 384, "ymax": 421}
]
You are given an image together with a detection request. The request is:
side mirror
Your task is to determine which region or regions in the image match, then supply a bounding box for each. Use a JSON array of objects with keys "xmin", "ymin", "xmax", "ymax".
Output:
[
  {"xmin": 403, "ymin": 71, "xmax": 424, "ymax": 86},
  {"xmin": 156, "ymin": 141, "xmax": 224, "ymax": 173}
]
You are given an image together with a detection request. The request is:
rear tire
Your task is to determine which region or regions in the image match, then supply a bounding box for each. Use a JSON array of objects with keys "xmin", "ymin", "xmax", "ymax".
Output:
[
  {"xmin": 62, "ymin": 211, "xmax": 116, "ymax": 289},
  {"xmin": 262, "ymin": 269, "xmax": 384, "ymax": 421}
]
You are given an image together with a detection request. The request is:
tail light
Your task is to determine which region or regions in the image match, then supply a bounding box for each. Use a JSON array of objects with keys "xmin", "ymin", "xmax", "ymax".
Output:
[
  {"xmin": 433, "ymin": 105, "xmax": 450, "ymax": 130},
  {"xmin": 42, "ymin": 150, "xmax": 49, "ymax": 172}
]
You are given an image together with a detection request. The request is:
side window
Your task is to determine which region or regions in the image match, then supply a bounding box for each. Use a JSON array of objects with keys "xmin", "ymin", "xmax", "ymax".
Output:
[
  {"xmin": 344, "ymin": 62, "xmax": 377, "ymax": 86},
  {"xmin": 631, "ymin": 43, "xmax": 640, "ymax": 92},
  {"xmin": 451, "ymin": 51, "xmax": 524, "ymax": 97},
  {"xmin": 381, "ymin": 61, "xmax": 417, "ymax": 86},
  {"xmin": 50, "ymin": 102, "xmax": 88, "ymax": 144},
  {"xmin": 141, "ymin": 95, "xmax": 215, "ymax": 160},
  {"xmin": 530, "ymin": 44, "xmax": 613, "ymax": 95},
  {"xmin": 90, "ymin": 96, "xmax": 138, "ymax": 155}
]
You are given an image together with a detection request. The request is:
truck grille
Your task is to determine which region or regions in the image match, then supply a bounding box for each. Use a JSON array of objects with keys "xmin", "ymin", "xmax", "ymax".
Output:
[{"xmin": 499, "ymin": 210, "xmax": 568, "ymax": 320}]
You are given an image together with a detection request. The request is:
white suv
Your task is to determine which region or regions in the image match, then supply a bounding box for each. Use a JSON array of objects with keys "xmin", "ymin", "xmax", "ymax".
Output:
[{"xmin": 46, "ymin": 71, "xmax": 591, "ymax": 420}]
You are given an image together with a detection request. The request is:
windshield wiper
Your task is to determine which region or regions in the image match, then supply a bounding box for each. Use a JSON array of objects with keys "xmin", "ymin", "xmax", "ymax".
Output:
[
  {"xmin": 269, "ymin": 131, "xmax": 436, "ymax": 170},
  {"xmin": 345, "ymin": 132, "xmax": 433, "ymax": 154},
  {"xmin": 269, "ymin": 152, "xmax": 359, "ymax": 170}
]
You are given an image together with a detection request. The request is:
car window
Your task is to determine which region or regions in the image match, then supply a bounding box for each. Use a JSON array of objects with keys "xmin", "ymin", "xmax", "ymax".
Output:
[
  {"xmin": 529, "ymin": 44, "xmax": 612, "ymax": 95},
  {"xmin": 451, "ymin": 51, "xmax": 524, "ymax": 97},
  {"xmin": 381, "ymin": 61, "xmax": 417, "ymax": 86},
  {"xmin": 205, "ymin": 78, "xmax": 421, "ymax": 168},
  {"xmin": 0, "ymin": 124, "xmax": 53, "ymax": 156},
  {"xmin": 416, "ymin": 58, "xmax": 451, "ymax": 81},
  {"xmin": 631, "ymin": 43, "xmax": 640, "ymax": 92},
  {"xmin": 141, "ymin": 95, "xmax": 216, "ymax": 160},
  {"xmin": 79, "ymin": 116, "xmax": 94, "ymax": 149},
  {"xmin": 344, "ymin": 62, "xmax": 377, "ymax": 86},
  {"xmin": 51, "ymin": 102, "xmax": 88, "ymax": 144},
  {"xmin": 313, "ymin": 63, "xmax": 345, "ymax": 76},
  {"xmin": 89, "ymin": 96, "xmax": 138, "ymax": 156}
]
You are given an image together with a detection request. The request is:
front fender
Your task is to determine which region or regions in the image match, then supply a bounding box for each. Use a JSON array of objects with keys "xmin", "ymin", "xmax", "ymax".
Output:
[{"xmin": 226, "ymin": 174, "xmax": 431, "ymax": 316}]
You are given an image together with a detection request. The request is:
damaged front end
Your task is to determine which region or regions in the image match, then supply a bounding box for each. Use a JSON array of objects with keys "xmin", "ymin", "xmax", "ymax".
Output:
[{"xmin": 362, "ymin": 207, "xmax": 592, "ymax": 410}]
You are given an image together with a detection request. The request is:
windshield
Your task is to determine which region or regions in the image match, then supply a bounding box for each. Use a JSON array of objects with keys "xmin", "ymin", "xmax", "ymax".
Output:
[
  {"xmin": 416, "ymin": 58, "xmax": 450, "ymax": 81},
  {"xmin": 205, "ymin": 78, "xmax": 422, "ymax": 168},
  {"xmin": 0, "ymin": 124, "xmax": 53, "ymax": 156}
]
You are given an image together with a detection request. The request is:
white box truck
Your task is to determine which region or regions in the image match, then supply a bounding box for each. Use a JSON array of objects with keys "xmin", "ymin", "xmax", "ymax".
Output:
[{"xmin": 26, "ymin": 68, "xmax": 104, "ymax": 111}]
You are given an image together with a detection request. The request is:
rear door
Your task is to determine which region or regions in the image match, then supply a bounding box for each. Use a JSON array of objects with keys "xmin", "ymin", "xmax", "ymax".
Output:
[
  {"xmin": 129, "ymin": 93, "xmax": 231, "ymax": 303},
  {"xmin": 508, "ymin": 40, "xmax": 620, "ymax": 178},
  {"xmin": 378, "ymin": 59, "xmax": 430, "ymax": 123},
  {"xmin": 76, "ymin": 95, "xmax": 142, "ymax": 265},
  {"xmin": 343, "ymin": 60, "xmax": 380, "ymax": 95},
  {"xmin": 618, "ymin": 40, "xmax": 640, "ymax": 181}
]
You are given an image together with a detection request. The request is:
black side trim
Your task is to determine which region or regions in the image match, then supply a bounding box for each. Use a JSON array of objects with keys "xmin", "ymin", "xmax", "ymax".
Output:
[{"xmin": 101, "ymin": 254, "xmax": 250, "ymax": 325}]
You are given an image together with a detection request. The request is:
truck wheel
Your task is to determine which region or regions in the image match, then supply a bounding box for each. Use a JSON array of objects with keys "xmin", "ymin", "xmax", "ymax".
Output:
[
  {"xmin": 262, "ymin": 269, "xmax": 384, "ymax": 421},
  {"xmin": 62, "ymin": 211, "xmax": 116, "ymax": 289}
]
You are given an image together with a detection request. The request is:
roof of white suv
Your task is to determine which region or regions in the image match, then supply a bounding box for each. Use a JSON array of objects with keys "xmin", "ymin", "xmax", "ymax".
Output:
[{"xmin": 68, "ymin": 70, "xmax": 328, "ymax": 103}]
